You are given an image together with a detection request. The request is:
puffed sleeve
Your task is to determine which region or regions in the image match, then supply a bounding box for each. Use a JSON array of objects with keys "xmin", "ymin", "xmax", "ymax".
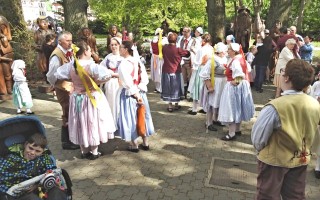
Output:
[
  {"xmin": 118, "ymin": 59, "xmax": 139, "ymax": 95},
  {"xmin": 89, "ymin": 62, "xmax": 113, "ymax": 81},
  {"xmin": 138, "ymin": 63, "xmax": 149, "ymax": 92},
  {"xmin": 199, "ymin": 60, "xmax": 211, "ymax": 80},
  {"xmin": 55, "ymin": 62, "xmax": 73, "ymax": 80},
  {"xmin": 231, "ymin": 59, "xmax": 245, "ymax": 79}
]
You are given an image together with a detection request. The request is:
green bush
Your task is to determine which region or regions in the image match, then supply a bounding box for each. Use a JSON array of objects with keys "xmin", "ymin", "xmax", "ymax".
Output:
[
  {"xmin": 88, "ymin": 19, "xmax": 107, "ymax": 34},
  {"xmin": 11, "ymin": 26, "xmax": 41, "ymax": 82}
]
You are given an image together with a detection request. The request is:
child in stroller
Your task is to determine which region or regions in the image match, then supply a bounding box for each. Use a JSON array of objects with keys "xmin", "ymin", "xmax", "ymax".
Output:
[{"xmin": 0, "ymin": 116, "xmax": 72, "ymax": 200}]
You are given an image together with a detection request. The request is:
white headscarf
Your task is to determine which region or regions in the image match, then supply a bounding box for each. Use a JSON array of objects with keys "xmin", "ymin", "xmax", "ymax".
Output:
[{"xmin": 11, "ymin": 60, "xmax": 26, "ymax": 77}]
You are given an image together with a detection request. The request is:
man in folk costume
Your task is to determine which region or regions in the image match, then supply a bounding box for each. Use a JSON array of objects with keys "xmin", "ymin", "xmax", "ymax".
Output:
[
  {"xmin": 46, "ymin": 31, "xmax": 79, "ymax": 150},
  {"xmin": 177, "ymin": 26, "xmax": 196, "ymax": 99},
  {"xmin": 150, "ymin": 28, "xmax": 168, "ymax": 93}
]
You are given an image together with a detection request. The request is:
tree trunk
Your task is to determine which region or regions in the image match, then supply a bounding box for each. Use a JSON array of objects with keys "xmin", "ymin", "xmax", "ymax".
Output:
[
  {"xmin": 63, "ymin": 0, "xmax": 88, "ymax": 37},
  {"xmin": 265, "ymin": 0, "xmax": 293, "ymax": 29},
  {"xmin": 207, "ymin": 0, "xmax": 226, "ymax": 44},
  {"xmin": 0, "ymin": 0, "xmax": 26, "ymax": 29},
  {"xmin": 296, "ymin": 0, "xmax": 307, "ymax": 33}
]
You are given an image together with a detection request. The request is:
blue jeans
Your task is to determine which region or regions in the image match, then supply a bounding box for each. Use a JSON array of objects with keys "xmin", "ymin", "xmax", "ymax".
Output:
[{"xmin": 254, "ymin": 65, "xmax": 267, "ymax": 91}]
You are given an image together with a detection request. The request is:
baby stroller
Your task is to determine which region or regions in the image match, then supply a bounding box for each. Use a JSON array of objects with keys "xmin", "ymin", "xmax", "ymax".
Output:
[{"xmin": 0, "ymin": 116, "xmax": 73, "ymax": 200}]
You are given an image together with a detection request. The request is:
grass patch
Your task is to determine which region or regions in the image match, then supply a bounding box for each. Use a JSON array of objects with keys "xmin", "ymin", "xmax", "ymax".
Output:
[{"xmin": 313, "ymin": 41, "xmax": 320, "ymax": 48}]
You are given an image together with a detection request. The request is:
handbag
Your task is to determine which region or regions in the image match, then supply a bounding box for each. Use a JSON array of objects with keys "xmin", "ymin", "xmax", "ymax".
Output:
[{"xmin": 136, "ymin": 100, "xmax": 146, "ymax": 137}]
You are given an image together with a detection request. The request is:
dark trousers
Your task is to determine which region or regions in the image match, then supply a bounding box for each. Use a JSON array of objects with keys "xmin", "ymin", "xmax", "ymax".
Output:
[
  {"xmin": 254, "ymin": 65, "xmax": 267, "ymax": 91},
  {"xmin": 256, "ymin": 160, "xmax": 307, "ymax": 200},
  {"xmin": 0, "ymin": 187, "xmax": 67, "ymax": 200}
]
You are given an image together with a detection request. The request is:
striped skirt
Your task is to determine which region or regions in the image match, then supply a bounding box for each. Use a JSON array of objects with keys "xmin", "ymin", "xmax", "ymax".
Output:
[
  {"xmin": 117, "ymin": 89, "xmax": 155, "ymax": 141},
  {"xmin": 218, "ymin": 80, "xmax": 255, "ymax": 124}
]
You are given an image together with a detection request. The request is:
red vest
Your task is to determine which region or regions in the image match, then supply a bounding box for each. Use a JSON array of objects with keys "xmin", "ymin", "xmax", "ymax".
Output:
[
  {"xmin": 226, "ymin": 56, "xmax": 250, "ymax": 81},
  {"xmin": 151, "ymin": 42, "xmax": 159, "ymax": 55}
]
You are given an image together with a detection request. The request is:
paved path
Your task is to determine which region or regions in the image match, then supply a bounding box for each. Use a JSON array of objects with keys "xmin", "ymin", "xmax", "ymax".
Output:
[{"xmin": 1, "ymin": 81, "xmax": 320, "ymax": 200}]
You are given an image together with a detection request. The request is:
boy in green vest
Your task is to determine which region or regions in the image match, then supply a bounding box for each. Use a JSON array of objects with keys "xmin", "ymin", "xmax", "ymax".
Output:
[{"xmin": 251, "ymin": 59, "xmax": 320, "ymax": 200}]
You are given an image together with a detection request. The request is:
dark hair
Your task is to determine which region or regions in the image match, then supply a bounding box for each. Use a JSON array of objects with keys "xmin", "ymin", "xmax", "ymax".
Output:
[
  {"xmin": 201, "ymin": 33, "xmax": 211, "ymax": 44},
  {"xmin": 122, "ymin": 40, "xmax": 133, "ymax": 56},
  {"xmin": 285, "ymin": 59, "xmax": 314, "ymax": 91},
  {"xmin": 280, "ymin": 27, "xmax": 288, "ymax": 34},
  {"xmin": 168, "ymin": 33, "xmax": 177, "ymax": 43},
  {"xmin": 45, "ymin": 34, "xmax": 56, "ymax": 43},
  {"xmin": 26, "ymin": 133, "xmax": 47, "ymax": 149}
]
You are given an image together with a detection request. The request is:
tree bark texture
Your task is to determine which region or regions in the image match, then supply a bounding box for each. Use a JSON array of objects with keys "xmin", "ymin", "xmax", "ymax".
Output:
[
  {"xmin": 63, "ymin": 0, "xmax": 88, "ymax": 37},
  {"xmin": 265, "ymin": 0, "xmax": 293, "ymax": 29},
  {"xmin": 296, "ymin": 0, "xmax": 307, "ymax": 32},
  {"xmin": 0, "ymin": 0, "xmax": 26, "ymax": 29},
  {"xmin": 207, "ymin": 0, "xmax": 226, "ymax": 44}
]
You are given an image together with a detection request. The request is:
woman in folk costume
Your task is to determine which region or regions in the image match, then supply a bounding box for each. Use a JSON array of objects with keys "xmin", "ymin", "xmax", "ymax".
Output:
[
  {"xmin": 117, "ymin": 40, "xmax": 155, "ymax": 153},
  {"xmin": 150, "ymin": 28, "xmax": 168, "ymax": 93},
  {"xmin": 187, "ymin": 33, "xmax": 213, "ymax": 115},
  {"xmin": 161, "ymin": 33, "xmax": 190, "ymax": 112},
  {"xmin": 188, "ymin": 27, "xmax": 203, "ymax": 97},
  {"xmin": 11, "ymin": 60, "xmax": 34, "ymax": 115},
  {"xmin": 273, "ymin": 38, "xmax": 296, "ymax": 98},
  {"xmin": 55, "ymin": 41, "xmax": 116, "ymax": 160},
  {"xmin": 218, "ymin": 43, "xmax": 255, "ymax": 141},
  {"xmin": 100, "ymin": 37, "xmax": 123, "ymax": 127},
  {"xmin": 199, "ymin": 42, "xmax": 228, "ymax": 131}
]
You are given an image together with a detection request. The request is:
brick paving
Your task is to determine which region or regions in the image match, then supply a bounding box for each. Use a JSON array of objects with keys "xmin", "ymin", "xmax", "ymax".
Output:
[{"xmin": 1, "ymin": 82, "xmax": 319, "ymax": 200}]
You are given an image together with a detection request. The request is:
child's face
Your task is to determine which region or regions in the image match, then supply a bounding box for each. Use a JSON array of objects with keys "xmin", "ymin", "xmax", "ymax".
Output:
[{"xmin": 23, "ymin": 142, "xmax": 44, "ymax": 161}]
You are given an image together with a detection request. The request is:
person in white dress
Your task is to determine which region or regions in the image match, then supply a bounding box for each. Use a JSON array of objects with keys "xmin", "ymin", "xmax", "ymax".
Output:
[
  {"xmin": 11, "ymin": 60, "xmax": 34, "ymax": 115},
  {"xmin": 100, "ymin": 37, "xmax": 123, "ymax": 128},
  {"xmin": 117, "ymin": 40, "xmax": 155, "ymax": 152},
  {"xmin": 199, "ymin": 42, "xmax": 228, "ymax": 131},
  {"xmin": 150, "ymin": 28, "xmax": 168, "ymax": 93},
  {"xmin": 55, "ymin": 41, "xmax": 116, "ymax": 160},
  {"xmin": 218, "ymin": 43, "xmax": 255, "ymax": 141},
  {"xmin": 188, "ymin": 33, "xmax": 213, "ymax": 115}
]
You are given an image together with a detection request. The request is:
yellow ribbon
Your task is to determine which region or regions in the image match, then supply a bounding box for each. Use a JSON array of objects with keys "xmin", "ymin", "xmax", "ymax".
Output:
[
  {"xmin": 158, "ymin": 29, "xmax": 163, "ymax": 59},
  {"xmin": 210, "ymin": 52, "xmax": 215, "ymax": 87},
  {"xmin": 71, "ymin": 44, "xmax": 102, "ymax": 108}
]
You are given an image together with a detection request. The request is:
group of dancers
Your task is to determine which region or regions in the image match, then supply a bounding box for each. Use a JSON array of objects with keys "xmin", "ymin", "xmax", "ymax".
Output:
[{"xmin": 150, "ymin": 28, "xmax": 254, "ymax": 141}]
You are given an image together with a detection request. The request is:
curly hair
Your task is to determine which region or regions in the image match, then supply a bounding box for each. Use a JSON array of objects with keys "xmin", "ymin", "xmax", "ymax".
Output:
[{"xmin": 285, "ymin": 59, "xmax": 314, "ymax": 91}]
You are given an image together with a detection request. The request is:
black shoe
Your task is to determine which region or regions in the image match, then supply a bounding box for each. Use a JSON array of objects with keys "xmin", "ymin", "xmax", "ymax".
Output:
[
  {"xmin": 138, "ymin": 144, "xmax": 150, "ymax": 151},
  {"xmin": 207, "ymin": 124, "xmax": 217, "ymax": 131},
  {"xmin": 221, "ymin": 134, "xmax": 236, "ymax": 141},
  {"xmin": 81, "ymin": 152, "xmax": 93, "ymax": 159},
  {"xmin": 188, "ymin": 98, "xmax": 193, "ymax": 102},
  {"xmin": 212, "ymin": 121, "xmax": 224, "ymax": 126},
  {"xmin": 62, "ymin": 142, "xmax": 80, "ymax": 150},
  {"xmin": 127, "ymin": 146, "xmax": 139, "ymax": 153},
  {"xmin": 188, "ymin": 110, "xmax": 197, "ymax": 115},
  {"xmin": 198, "ymin": 109, "xmax": 206, "ymax": 114},
  {"xmin": 17, "ymin": 111, "xmax": 25, "ymax": 114},
  {"xmin": 235, "ymin": 131, "xmax": 242, "ymax": 136},
  {"xmin": 88, "ymin": 152, "xmax": 102, "ymax": 160},
  {"xmin": 315, "ymin": 170, "xmax": 320, "ymax": 179}
]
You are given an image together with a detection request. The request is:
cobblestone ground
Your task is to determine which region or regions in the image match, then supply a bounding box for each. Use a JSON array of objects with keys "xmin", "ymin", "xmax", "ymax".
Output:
[{"xmin": 1, "ymin": 81, "xmax": 320, "ymax": 200}]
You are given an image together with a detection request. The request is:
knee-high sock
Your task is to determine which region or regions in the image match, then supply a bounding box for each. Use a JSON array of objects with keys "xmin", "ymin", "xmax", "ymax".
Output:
[
  {"xmin": 206, "ymin": 107, "xmax": 214, "ymax": 126},
  {"xmin": 90, "ymin": 146, "xmax": 98, "ymax": 155},
  {"xmin": 80, "ymin": 145, "xmax": 90, "ymax": 154},
  {"xmin": 192, "ymin": 100, "xmax": 199, "ymax": 112},
  {"xmin": 228, "ymin": 123, "xmax": 236, "ymax": 137}
]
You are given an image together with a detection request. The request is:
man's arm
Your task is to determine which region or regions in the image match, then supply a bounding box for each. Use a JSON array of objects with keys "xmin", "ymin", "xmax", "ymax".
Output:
[
  {"xmin": 46, "ymin": 56, "xmax": 60, "ymax": 86},
  {"xmin": 251, "ymin": 105, "xmax": 281, "ymax": 152}
]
